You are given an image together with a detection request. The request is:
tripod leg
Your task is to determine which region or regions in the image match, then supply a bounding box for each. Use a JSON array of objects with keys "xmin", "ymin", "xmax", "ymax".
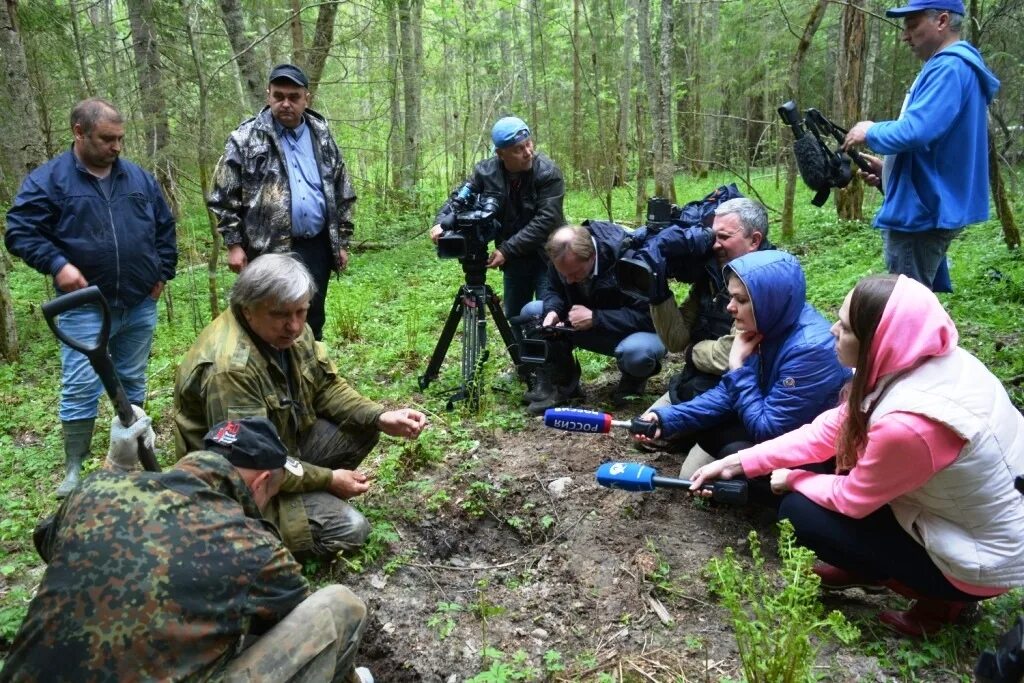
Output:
[
  {"xmin": 485, "ymin": 286, "xmax": 528, "ymax": 381},
  {"xmin": 419, "ymin": 290, "xmax": 464, "ymax": 390},
  {"xmin": 461, "ymin": 293, "xmax": 486, "ymax": 411}
]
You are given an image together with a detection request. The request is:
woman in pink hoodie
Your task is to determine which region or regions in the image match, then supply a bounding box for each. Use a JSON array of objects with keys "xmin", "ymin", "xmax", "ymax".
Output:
[{"xmin": 690, "ymin": 274, "xmax": 1024, "ymax": 637}]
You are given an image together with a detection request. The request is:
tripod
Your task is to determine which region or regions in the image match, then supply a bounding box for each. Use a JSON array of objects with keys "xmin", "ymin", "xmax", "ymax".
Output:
[{"xmin": 418, "ymin": 251, "xmax": 526, "ymax": 410}]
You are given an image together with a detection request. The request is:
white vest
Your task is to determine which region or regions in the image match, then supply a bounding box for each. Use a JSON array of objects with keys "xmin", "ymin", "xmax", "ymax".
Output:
[{"xmin": 867, "ymin": 348, "xmax": 1024, "ymax": 588}]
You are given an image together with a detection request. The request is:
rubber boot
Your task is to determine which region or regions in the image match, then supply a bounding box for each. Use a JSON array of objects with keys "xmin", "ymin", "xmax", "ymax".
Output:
[
  {"xmin": 877, "ymin": 579, "xmax": 977, "ymax": 638},
  {"xmin": 813, "ymin": 561, "xmax": 884, "ymax": 592},
  {"xmin": 57, "ymin": 418, "xmax": 95, "ymax": 499}
]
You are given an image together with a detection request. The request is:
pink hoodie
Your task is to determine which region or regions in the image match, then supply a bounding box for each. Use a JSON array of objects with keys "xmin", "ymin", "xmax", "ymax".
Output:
[{"xmin": 738, "ymin": 275, "xmax": 1003, "ymax": 596}]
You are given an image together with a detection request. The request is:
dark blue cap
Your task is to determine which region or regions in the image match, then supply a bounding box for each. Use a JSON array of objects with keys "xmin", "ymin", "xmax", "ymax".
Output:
[
  {"xmin": 886, "ymin": 0, "xmax": 964, "ymax": 16},
  {"xmin": 491, "ymin": 117, "xmax": 531, "ymax": 150},
  {"xmin": 268, "ymin": 63, "xmax": 309, "ymax": 88}
]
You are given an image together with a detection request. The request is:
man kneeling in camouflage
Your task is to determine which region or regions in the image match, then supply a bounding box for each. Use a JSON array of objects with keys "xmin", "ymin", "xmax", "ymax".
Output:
[
  {"xmin": 174, "ymin": 253, "xmax": 427, "ymax": 558},
  {"xmin": 1, "ymin": 417, "xmax": 371, "ymax": 682}
]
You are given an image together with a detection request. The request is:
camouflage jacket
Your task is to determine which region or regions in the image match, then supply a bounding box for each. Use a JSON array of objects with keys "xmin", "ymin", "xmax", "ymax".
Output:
[
  {"xmin": 0, "ymin": 452, "xmax": 309, "ymax": 683},
  {"xmin": 207, "ymin": 107, "xmax": 356, "ymax": 267},
  {"xmin": 173, "ymin": 308, "xmax": 386, "ymax": 544}
]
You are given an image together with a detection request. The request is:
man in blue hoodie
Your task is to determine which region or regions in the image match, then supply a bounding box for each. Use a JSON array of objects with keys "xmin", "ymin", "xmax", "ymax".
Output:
[{"xmin": 843, "ymin": 0, "xmax": 1000, "ymax": 292}]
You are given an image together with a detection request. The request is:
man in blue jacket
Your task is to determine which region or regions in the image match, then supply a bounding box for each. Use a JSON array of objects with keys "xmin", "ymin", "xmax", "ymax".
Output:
[
  {"xmin": 5, "ymin": 98, "xmax": 177, "ymax": 497},
  {"xmin": 843, "ymin": 0, "xmax": 1000, "ymax": 292},
  {"xmin": 520, "ymin": 223, "xmax": 666, "ymax": 415}
]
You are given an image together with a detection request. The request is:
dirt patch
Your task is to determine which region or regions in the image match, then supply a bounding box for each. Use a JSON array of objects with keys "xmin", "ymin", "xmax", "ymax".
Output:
[{"xmin": 337, "ymin": 383, "xmax": 944, "ymax": 682}]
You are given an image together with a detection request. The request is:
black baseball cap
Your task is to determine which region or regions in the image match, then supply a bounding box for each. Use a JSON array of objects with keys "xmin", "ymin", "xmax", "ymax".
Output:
[
  {"xmin": 204, "ymin": 417, "xmax": 303, "ymax": 475},
  {"xmin": 268, "ymin": 63, "xmax": 309, "ymax": 88}
]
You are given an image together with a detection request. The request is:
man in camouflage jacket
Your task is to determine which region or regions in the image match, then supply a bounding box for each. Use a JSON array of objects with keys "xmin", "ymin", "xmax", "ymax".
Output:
[
  {"xmin": 208, "ymin": 64, "xmax": 355, "ymax": 340},
  {"xmin": 174, "ymin": 253, "xmax": 427, "ymax": 557},
  {"xmin": 0, "ymin": 417, "xmax": 368, "ymax": 682}
]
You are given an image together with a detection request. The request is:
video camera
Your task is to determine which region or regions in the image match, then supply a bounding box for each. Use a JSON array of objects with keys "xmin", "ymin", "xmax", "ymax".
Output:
[
  {"xmin": 436, "ymin": 184, "xmax": 501, "ymax": 261},
  {"xmin": 777, "ymin": 100, "xmax": 874, "ymax": 207},
  {"xmin": 509, "ymin": 314, "xmax": 576, "ymax": 365}
]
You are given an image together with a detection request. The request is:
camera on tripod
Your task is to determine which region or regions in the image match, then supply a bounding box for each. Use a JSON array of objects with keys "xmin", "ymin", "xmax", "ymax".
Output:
[
  {"xmin": 436, "ymin": 184, "xmax": 501, "ymax": 260},
  {"xmin": 616, "ymin": 197, "xmax": 715, "ymax": 303},
  {"xmin": 509, "ymin": 314, "xmax": 576, "ymax": 365}
]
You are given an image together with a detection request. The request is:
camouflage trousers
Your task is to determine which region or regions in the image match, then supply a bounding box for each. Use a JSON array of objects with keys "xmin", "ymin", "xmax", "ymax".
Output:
[
  {"xmin": 224, "ymin": 585, "xmax": 368, "ymax": 683},
  {"xmin": 276, "ymin": 419, "xmax": 380, "ymax": 557}
]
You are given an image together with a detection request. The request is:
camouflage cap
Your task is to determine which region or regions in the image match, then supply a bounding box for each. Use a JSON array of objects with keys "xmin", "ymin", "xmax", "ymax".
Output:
[{"xmin": 204, "ymin": 418, "xmax": 301, "ymax": 475}]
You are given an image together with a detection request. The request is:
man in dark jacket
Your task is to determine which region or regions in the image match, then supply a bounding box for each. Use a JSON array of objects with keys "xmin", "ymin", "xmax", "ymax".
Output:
[
  {"xmin": 0, "ymin": 416, "xmax": 370, "ymax": 683},
  {"xmin": 430, "ymin": 116, "xmax": 566, "ymax": 340},
  {"xmin": 208, "ymin": 64, "xmax": 355, "ymax": 340},
  {"xmin": 520, "ymin": 223, "xmax": 667, "ymax": 415},
  {"xmin": 4, "ymin": 97, "xmax": 177, "ymax": 498}
]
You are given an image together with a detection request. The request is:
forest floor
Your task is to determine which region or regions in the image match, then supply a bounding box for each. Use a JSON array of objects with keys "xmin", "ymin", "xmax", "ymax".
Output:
[{"xmin": 331, "ymin": 370, "xmax": 980, "ymax": 682}]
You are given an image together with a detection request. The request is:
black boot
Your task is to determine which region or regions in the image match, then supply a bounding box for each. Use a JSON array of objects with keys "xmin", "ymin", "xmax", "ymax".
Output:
[
  {"xmin": 527, "ymin": 359, "xmax": 583, "ymax": 416},
  {"xmin": 522, "ymin": 367, "xmax": 553, "ymax": 404},
  {"xmin": 611, "ymin": 372, "xmax": 649, "ymax": 407},
  {"xmin": 57, "ymin": 418, "xmax": 95, "ymax": 499}
]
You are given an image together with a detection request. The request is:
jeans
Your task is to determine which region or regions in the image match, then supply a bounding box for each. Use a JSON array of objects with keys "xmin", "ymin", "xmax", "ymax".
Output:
[
  {"xmin": 57, "ymin": 297, "xmax": 158, "ymax": 422},
  {"xmin": 503, "ymin": 253, "xmax": 550, "ymax": 344},
  {"xmin": 882, "ymin": 228, "xmax": 962, "ymax": 292},
  {"xmin": 779, "ymin": 492, "xmax": 979, "ymax": 601},
  {"xmin": 520, "ymin": 300, "xmax": 667, "ymax": 378}
]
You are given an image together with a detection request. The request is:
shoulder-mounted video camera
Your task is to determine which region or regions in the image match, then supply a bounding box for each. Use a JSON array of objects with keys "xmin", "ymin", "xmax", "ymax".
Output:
[
  {"xmin": 616, "ymin": 188, "xmax": 739, "ymax": 303},
  {"xmin": 777, "ymin": 101, "xmax": 874, "ymax": 207},
  {"xmin": 436, "ymin": 184, "xmax": 501, "ymax": 260}
]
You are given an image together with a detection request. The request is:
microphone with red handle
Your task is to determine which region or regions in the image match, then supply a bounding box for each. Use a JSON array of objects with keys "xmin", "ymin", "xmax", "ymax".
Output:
[
  {"xmin": 543, "ymin": 408, "xmax": 658, "ymax": 438},
  {"xmin": 596, "ymin": 461, "xmax": 748, "ymax": 505}
]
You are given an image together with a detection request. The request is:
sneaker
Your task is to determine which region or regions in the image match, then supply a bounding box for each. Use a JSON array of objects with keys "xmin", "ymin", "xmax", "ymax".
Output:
[{"xmin": 354, "ymin": 667, "xmax": 374, "ymax": 683}]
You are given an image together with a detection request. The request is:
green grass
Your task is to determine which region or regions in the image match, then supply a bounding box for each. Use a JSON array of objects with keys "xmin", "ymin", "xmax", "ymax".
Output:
[{"xmin": 2, "ymin": 168, "xmax": 1023, "ymax": 676}]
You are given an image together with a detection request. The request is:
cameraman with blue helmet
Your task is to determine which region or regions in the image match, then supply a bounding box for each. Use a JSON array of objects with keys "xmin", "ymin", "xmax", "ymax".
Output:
[{"xmin": 430, "ymin": 117, "xmax": 566, "ymax": 341}]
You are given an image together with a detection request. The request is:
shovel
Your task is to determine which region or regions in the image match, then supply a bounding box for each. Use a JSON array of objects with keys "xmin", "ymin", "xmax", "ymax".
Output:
[{"xmin": 41, "ymin": 286, "xmax": 161, "ymax": 472}]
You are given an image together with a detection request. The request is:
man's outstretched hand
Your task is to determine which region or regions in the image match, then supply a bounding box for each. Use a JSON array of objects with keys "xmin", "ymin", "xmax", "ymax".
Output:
[{"xmin": 378, "ymin": 409, "xmax": 427, "ymax": 439}]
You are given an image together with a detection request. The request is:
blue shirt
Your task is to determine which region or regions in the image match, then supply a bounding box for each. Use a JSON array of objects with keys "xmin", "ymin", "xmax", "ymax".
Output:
[{"xmin": 275, "ymin": 118, "xmax": 327, "ymax": 238}]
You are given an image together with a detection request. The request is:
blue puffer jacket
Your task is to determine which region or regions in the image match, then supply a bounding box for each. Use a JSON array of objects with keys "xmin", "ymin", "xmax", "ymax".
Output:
[
  {"xmin": 5, "ymin": 150, "xmax": 177, "ymax": 309},
  {"xmin": 653, "ymin": 251, "xmax": 849, "ymax": 442}
]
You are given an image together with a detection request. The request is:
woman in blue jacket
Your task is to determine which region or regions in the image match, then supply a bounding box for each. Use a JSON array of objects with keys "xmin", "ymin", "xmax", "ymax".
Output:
[{"xmin": 637, "ymin": 250, "xmax": 849, "ymax": 459}]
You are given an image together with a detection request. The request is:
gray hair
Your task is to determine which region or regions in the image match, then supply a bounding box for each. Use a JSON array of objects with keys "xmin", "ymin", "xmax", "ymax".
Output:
[
  {"xmin": 715, "ymin": 198, "xmax": 769, "ymax": 239},
  {"xmin": 924, "ymin": 8, "xmax": 963, "ymax": 32},
  {"xmin": 70, "ymin": 98, "xmax": 123, "ymax": 134},
  {"xmin": 230, "ymin": 253, "xmax": 317, "ymax": 311}
]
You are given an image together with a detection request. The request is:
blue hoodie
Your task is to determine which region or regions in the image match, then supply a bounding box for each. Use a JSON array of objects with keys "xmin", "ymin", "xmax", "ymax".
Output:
[
  {"xmin": 653, "ymin": 251, "xmax": 849, "ymax": 442},
  {"xmin": 867, "ymin": 41, "xmax": 1000, "ymax": 232}
]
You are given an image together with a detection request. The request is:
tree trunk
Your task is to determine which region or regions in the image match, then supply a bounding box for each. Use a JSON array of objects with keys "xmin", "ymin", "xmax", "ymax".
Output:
[
  {"xmin": 290, "ymin": 0, "xmax": 304, "ymax": 66},
  {"xmin": 181, "ymin": 0, "xmax": 220, "ymax": 320},
  {"xmin": 68, "ymin": 0, "xmax": 94, "ymax": 97},
  {"xmin": 386, "ymin": 0, "xmax": 402, "ymax": 192},
  {"xmin": 571, "ymin": 0, "xmax": 582, "ymax": 178},
  {"xmin": 653, "ymin": 0, "xmax": 675, "ymax": 201},
  {"xmin": 636, "ymin": 0, "xmax": 660, "ymax": 198},
  {"xmin": 989, "ymin": 128, "xmax": 1020, "ymax": 249},
  {"xmin": 0, "ymin": 0, "xmax": 48, "ymax": 360},
  {"xmin": 306, "ymin": 1, "xmax": 338, "ymax": 99},
  {"xmin": 217, "ymin": 0, "xmax": 267, "ymax": 113},
  {"xmin": 615, "ymin": 0, "xmax": 635, "ymax": 187},
  {"xmin": 126, "ymin": 0, "xmax": 177, "ymax": 216},
  {"xmin": 398, "ymin": 0, "xmax": 422, "ymax": 194},
  {"xmin": 781, "ymin": 0, "xmax": 829, "ymax": 239},
  {"xmin": 834, "ymin": 0, "xmax": 866, "ymax": 220}
]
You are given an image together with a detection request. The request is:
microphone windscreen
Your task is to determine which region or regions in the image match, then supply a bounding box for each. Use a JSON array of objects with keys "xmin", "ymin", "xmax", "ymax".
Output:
[
  {"xmin": 595, "ymin": 462, "xmax": 656, "ymax": 492},
  {"xmin": 543, "ymin": 408, "xmax": 612, "ymax": 434},
  {"xmin": 793, "ymin": 135, "xmax": 829, "ymax": 192}
]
